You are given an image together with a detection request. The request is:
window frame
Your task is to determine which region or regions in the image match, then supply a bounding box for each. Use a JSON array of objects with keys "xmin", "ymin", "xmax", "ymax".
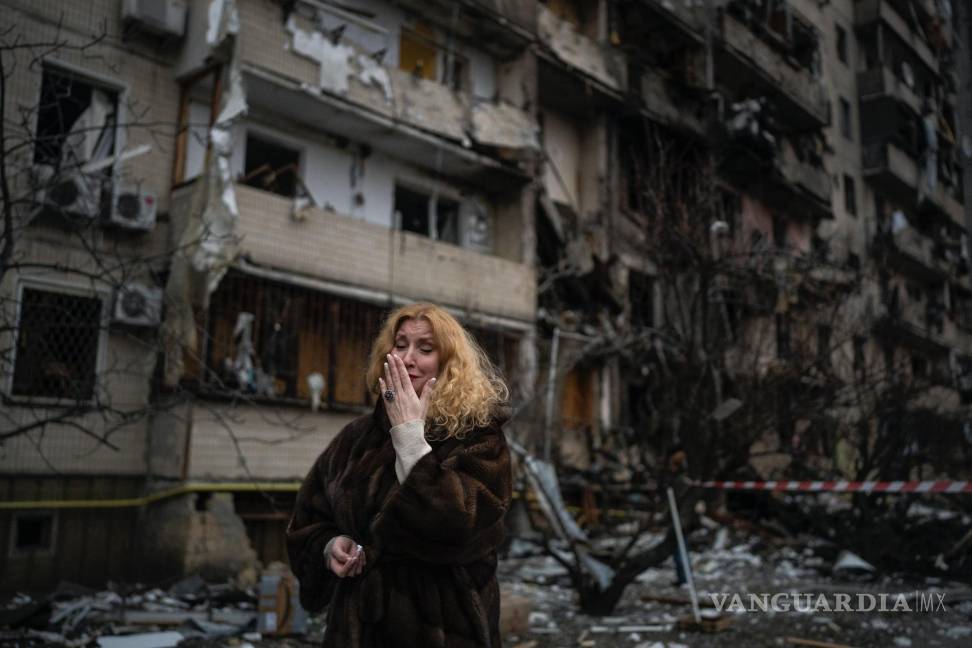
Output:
[
  {"xmin": 34, "ymin": 59, "xmax": 128, "ymax": 175},
  {"xmin": 392, "ymin": 178, "xmax": 488, "ymax": 249},
  {"xmin": 240, "ymin": 125, "xmax": 306, "ymax": 199},
  {"xmin": 5, "ymin": 278, "xmax": 111, "ymax": 405}
]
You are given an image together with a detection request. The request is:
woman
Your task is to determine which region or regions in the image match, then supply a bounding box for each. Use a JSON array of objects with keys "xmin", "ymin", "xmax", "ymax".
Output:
[{"xmin": 287, "ymin": 303, "xmax": 512, "ymax": 647}]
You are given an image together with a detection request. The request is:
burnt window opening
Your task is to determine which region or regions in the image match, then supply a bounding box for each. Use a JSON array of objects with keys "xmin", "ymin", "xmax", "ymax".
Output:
[
  {"xmin": 628, "ymin": 270, "xmax": 655, "ymax": 329},
  {"xmin": 844, "ymin": 174, "xmax": 857, "ymax": 216},
  {"xmin": 12, "ymin": 513, "xmax": 55, "ymax": 554},
  {"xmin": 395, "ymin": 184, "xmax": 430, "ymax": 236},
  {"xmin": 836, "ymin": 25, "xmax": 848, "ymax": 65},
  {"xmin": 242, "ymin": 135, "xmax": 301, "ymax": 198},
  {"xmin": 12, "ymin": 288, "xmax": 103, "ymax": 400},
  {"xmin": 839, "ymin": 97, "xmax": 853, "ymax": 141},
  {"xmin": 34, "ymin": 68, "xmax": 118, "ymax": 172}
]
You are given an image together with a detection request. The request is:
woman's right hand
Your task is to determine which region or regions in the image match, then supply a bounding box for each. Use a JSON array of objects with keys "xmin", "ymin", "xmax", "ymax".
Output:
[{"xmin": 328, "ymin": 535, "xmax": 366, "ymax": 577}]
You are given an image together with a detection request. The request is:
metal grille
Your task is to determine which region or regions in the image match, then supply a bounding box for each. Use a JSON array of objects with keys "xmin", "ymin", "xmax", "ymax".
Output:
[
  {"xmin": 12, "ymin": 288, "xmax": 103, "ymax": 400},
  {"xmin": 204, "ymin": 272, "xmax": 386, "ymax": 406}
]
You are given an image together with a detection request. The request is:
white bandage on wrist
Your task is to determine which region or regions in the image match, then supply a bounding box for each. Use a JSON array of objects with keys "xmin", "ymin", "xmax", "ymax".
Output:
[{"xmin": 389, "ymin": 419, "xmax": 432, "ymax": 482}]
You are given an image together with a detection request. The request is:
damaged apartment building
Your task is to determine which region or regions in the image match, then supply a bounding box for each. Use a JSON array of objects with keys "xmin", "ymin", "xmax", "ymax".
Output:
[{"xmin": 1, "ymin": 0, "xmax": 971, "ymax": 593}]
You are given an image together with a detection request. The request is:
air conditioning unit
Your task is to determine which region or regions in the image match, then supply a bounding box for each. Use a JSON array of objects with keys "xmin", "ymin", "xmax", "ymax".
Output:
[
  {"xmin": 31, "ymin": 164, "xmax": 103, "ymax": 219},
  {"xmin": 113, "ymin": 283, "xmax": 163, "ymax": 327},
  {"xmin": 122, "ymin": 0, "xmax": 187, "ymax": 39},
  {"xmin": 107, "ymin": 185, "xmax": 157, "ymax": 231}
]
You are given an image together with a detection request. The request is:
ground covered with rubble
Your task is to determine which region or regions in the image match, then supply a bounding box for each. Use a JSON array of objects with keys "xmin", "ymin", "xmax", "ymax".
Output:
[{"xmin": 3, "ymin": 509, "xmax": 972, "ymax": 648}]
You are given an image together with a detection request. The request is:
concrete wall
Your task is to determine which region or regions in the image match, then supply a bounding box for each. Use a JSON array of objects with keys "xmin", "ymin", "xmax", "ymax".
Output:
[{"xmin": 231, "ymin": 184, "xmax": 537, "ymax": 322}]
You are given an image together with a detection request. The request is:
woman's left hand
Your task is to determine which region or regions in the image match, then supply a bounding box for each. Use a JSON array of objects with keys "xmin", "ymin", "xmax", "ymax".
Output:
[{"xmin": 380, "ymin": 353, "xmax": 435, "ymax": 428}]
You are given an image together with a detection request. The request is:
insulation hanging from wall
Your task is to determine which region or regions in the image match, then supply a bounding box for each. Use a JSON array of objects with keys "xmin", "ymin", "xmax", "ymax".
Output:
[{"xmin": 162, "ymin": 0, "xmax": 246, "ymax": 387}]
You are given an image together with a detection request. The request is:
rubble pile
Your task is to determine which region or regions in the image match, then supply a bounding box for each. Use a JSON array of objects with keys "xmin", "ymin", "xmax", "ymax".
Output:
[
  {"xmin": 497, "ymin": 516, "xmax": 972, "ymax": 648},
  {"xmin": 0, "ymin": 569, "xmax": 321, "ymax": 648}
]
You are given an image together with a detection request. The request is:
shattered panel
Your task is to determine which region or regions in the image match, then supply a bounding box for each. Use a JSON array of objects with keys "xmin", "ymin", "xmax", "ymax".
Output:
[
  {"xmin": 471, "ymin": 100, "xmax": 540, "ymax": 150},
  {"xmin": 537, "ymin": 4, "xmax": 624, "ymax": 92}
]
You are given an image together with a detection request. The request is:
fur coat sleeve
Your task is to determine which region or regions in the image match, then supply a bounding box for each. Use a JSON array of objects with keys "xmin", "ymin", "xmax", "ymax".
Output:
[{"xmin": 372, "ymin": 420, "xmax": 512, "ymax": 565}]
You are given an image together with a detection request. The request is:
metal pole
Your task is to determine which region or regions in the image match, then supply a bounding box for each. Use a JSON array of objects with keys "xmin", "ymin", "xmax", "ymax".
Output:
[
  {"xmin": 667, "ymin": 486, "xmax": 701, "ymax": 623},
  {"xmin": 543, "ymin": 327, "xmax": 560, "ymax": 464}
]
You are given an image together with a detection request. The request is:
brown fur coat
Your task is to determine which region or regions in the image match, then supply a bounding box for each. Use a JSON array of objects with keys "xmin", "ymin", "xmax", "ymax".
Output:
[{"xmin": 286, "ymin": 402, "xmax": 512, "ymax": 647}]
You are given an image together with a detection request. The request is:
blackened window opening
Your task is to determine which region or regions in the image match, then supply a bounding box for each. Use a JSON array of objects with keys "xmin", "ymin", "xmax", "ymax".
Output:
[{"xmin": 243, "ymin": 135, "xmax": 300, "ymax": 198}]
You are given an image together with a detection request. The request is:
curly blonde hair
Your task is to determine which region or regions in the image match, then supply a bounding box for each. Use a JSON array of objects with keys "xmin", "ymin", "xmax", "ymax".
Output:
[{"xmin": 365, "ymin": 303, "xmax": 508, "ymax": 439}]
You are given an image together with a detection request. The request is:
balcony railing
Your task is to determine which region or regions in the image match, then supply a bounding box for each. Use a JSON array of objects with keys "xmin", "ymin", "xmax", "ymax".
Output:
[
  {"xmin": 227, "ymin": 184, "xmax": 537, "ymax": 322},
  {"xmin": 854, "ymin": 0, "xmax": 939, "ymax": 76},
  {"xmin": 876, "ymin": 227, "xmax": 949, "ymax": 281},
  {"xmin": 857, "ymin": 67, "xmax": 922, "ymax": 116},
  {"xmin": 862, "ymin": 141, "xmax": 964, "ymax": 228},
  {"xmin": 718, "ymin": 11, "xmax": 829, "ymax": 130},
  {"xmin": 537, "ymin": 4, "xmax": 627, "ymax": 94}
]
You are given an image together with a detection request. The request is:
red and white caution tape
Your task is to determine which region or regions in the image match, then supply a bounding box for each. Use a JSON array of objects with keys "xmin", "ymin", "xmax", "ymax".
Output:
[{"xmin": 697, "ymin": 480, "xmax": 972, "ymax": 494}]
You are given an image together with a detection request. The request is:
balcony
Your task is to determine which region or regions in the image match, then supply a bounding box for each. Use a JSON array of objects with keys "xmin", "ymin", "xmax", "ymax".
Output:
[
  {"xmin": 234, "ymin": 0, "xmax": 537, "ymax": 190},
  {"xmin": 857, "ymin": 67, "xmax": 922, "ymax": 117},
  {"xmin": 862, "ymin": 141, "xmax": 964, "ymax": 228},
  {"xmin": 716, "ymin": 12, "xmax": 829, "ymax": 130},
  {"xmin": 621, "ymin": 0, "xmax": 705, "ymax": 49},
  {"xmin": 854, "ymin": 0, "xmax": 939, "ymax": 77},
  {"xmin": 226, "ymin": 184, "xmax": 536, "ymax": 322},
  {"xmin": 537, "ymin": 4, "xmax": 627, "ymax": 98},
  {"xmin": 877, "ymin": 295, "xmax": 950, "ymax": 354},
  {"xmin": 874, "ymin": 228, "xmax": 949, "ymax": 282},
  {"xmin": 637, "ymin": 66, "xmax": 707, "ymax": 137},
  {"xmin": 720, "ymin": 134, "xmax": 832, "ymax": 220},
  {"xmin": 379, "ymin": 0, "xmax": 537, "ymax": 59},
  {"xmin": 774, "ymin": 154, "xmax": 833, "ymax": 219}
]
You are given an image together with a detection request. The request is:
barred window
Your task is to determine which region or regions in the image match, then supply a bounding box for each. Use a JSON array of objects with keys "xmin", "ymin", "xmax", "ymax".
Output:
[
  {"xmin": 204, "ymin": 272, "xmax": 387, "ymax": 407},
  {"xmin": 12, "ymin": 288, "xmax": 103, "ymax": 400}
]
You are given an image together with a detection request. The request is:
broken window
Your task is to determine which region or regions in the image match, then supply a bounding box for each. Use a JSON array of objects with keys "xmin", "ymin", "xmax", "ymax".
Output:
[
  {"xmin": 12, "ymin": 287, "xmax": 103, "ymax": 401},
  {"xmin": 34, "ymin": 67, "xmax": 118, "ymax": 172},
  {"xmin": 11, "ymin": 512, "xmax": 56, "ymax": 555},
  {"xmin": 395, "ymin": 184, "xmax": 430, "ymax": 235},
  {"xmin": 839, "ymin": 97, "xmax": 853, "ymax": 140},
  {"xmin": 204, "ymin": 272, "xmax": 386, "ymax": 406},
  {"xmin": 435, "ymin": 196, "xmax": 461, "ymax": 245},
  {"xmin": 393, "ymin": 184, "xmax": 469, "ymax": 247},
  {"xmin": 242, "ymin": 134, "xmax": 301, "ymax": 198},
  {"xmin": 836, "ymin": 24, "xmax": 848, "ymax": 65},
  {"xmin": 843, "ymin": 174, "xmax": 857, "ymax": 216},
  {"xmin": 399, "ymin": 22, "xmax": 438, "ymax": 81}
]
